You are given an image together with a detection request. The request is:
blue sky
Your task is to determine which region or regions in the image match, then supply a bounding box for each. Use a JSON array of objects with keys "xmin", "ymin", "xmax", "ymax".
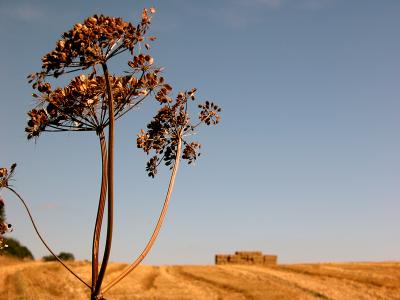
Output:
[{"xmin": 0, "ymin": 0, "xmax": 399, "ymax": 265}]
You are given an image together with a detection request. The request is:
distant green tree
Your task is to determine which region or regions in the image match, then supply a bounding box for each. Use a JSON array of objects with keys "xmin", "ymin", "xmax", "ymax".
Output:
[
  {"xmin": 3, "ymin": 238, "xmax": 34, "ymax": 260},
  {"xmin": 59, "ymin": 252, "xmax": 75, "ymax": 261},
  {"xmin": 43, "ymin": 251, "xmax": 75, "ymax": 262},
  {"xmin": 42, "ymin": 254, "xmax": 54, "ymax": 261}
]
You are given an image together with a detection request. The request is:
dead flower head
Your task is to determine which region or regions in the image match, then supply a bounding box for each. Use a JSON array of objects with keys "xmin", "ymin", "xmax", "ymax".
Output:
[
  {"xmin": 25, "ymin": 8, "xmax": 163, "ymax": 139},
  {"xmin": 137, "ymin": 88, "xmax": 221, "ymax": 177},
  {"xmin": 0, "ymin": 163, "xmax": 16, "ymax": 189}
]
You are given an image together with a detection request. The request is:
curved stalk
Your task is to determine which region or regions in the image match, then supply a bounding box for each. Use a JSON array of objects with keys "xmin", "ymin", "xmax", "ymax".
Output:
[
  {"xmin": 6, "ymin": 187, "xmax": 91, "ymax": 289},
  {"xmin": 91, "ymin": 130, "xmax": 108, "ymax": 290},
  {"xmin": 101, "ymin": 136, "xmax": 182, "ymax": 294},
  {"xmin": 94, "ymin": 63, "xmax": 115, "ymax": 296}
]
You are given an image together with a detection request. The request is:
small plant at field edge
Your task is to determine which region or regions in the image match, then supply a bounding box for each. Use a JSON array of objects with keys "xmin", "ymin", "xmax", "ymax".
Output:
[
  {"xmin": 0, "ymin": 165, "xmax": 15, "ymax": 251},
  {"xmin": 1, "ymin": 7, "xmax": 220, "ymax": 300}
]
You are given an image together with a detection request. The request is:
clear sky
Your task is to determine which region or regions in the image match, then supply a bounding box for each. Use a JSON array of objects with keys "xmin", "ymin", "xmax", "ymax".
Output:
[{"xmin": 0, "ymin": 0, "xmax": 399, "ymax": 265}]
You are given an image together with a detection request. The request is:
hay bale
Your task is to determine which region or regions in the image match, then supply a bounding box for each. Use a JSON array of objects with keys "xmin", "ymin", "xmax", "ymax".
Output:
[
  {"xmin": 215, "ymin": 254, "xmax": 230, "ymax": 265},
  {"xmin": 215, "ymin": 251, "xmax": 278, "ymax": 266},
  {"xmin": 263, "ymin": 255, "xmax": 278, "ymax": 265}
]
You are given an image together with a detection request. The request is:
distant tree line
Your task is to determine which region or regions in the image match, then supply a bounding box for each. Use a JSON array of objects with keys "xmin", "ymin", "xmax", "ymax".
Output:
[
  {"xmin": 2, "ymin": 237, "xmax": 34, "ymax": 260},
  {"xmin": 43, "ymin": 252, "xmax": 75, "ymax": 262},
  {"xmin": 1, "ymin": 236, "xmax": 75, "ymax": 262}
]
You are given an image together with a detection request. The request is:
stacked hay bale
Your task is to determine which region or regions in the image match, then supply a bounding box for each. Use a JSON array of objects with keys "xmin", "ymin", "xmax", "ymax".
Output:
[
  {"xmin": 215, "ymin": 251, "xmax": 277, "ymax": 266},
  {"xmin": 263, "ymin": 254, "xmax": 278, "ymax": 265},
  {"xmin": 215, "ymin": 254, "xmax": 230, "ymax": 265},
  {"xmin": 235, "ymin": 251, "xmax": 263, "ymax": 264}
]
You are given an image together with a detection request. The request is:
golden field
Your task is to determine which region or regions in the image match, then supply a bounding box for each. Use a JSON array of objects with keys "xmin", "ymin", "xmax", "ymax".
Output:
[{"xmin": 1, "ymin": 256, "xmax": 399, "ymax": 300}]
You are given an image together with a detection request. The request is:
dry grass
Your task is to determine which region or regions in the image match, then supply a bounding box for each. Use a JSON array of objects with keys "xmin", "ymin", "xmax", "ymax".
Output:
[{"xmin": 1, "ymin": 256, "xmax": 399, "ymax": 299}]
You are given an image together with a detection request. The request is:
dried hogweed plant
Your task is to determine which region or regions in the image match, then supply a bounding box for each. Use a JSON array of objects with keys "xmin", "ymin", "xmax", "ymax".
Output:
[{"xmin": 4, "ymin": 7, "xmax": 221, "ymax": 300}]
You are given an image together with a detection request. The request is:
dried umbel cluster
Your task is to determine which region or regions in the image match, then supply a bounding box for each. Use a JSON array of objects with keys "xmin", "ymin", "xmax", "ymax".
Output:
[
  {"xmin": 39, "ymin": 8, "xmax": 153, "ymax": 76},
  {"xmin": 198, "ymin": 101, "xmax": 221, "ymax": 125},
  {"xmin": 0, "ymin": 163, "xmax": 16, "ymax": 189},
  {"xmin": 24, "ymin": 5, "xmax": 221, "ymax": 176},
  {"xmin": 137, "ymin": 89, "xmax": 221, "ymax": 177},
  {"xmin": 26, "ymin": 68, "xmax": 165, "ymax": 139},
  {"xmin": 25, "ymin": 8, "xmax": 160, "ymax": 139}
]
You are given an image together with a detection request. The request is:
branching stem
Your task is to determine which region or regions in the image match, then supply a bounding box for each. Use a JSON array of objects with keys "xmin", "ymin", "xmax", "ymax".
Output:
[
  {"xmin": 101, "ymin": 133, "xmax": 182, "ymax": 294},
  {"xmin": 94, "ymin": 63, "xmax": 115, "ymax": 297},
  {"xmin": 91, "ymin": 130, "xmax": 108, "ymax": 290}
]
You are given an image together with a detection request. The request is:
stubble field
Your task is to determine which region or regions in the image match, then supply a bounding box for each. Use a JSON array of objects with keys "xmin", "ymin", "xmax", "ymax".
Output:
[{"xmin": 1, "ymin": 257, "xmax": 399, "ymax": 300}]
